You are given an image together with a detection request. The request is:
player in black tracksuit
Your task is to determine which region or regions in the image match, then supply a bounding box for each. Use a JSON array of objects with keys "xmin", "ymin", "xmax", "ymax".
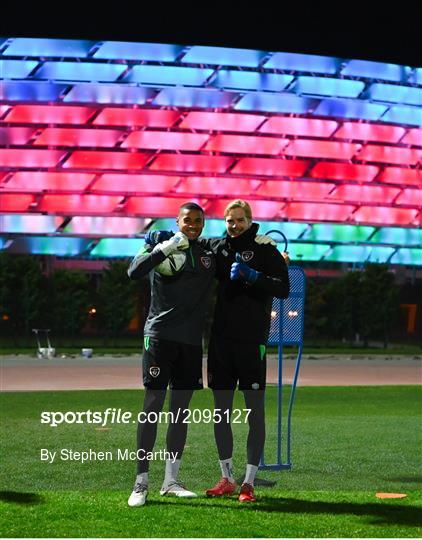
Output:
[
  {"xmin": 126, "ymin": 202, "xmax": 215, "ymax": 507},
  {"xmin": 203, "ymin": 200, "xmax": 290, "ymax": 502}
]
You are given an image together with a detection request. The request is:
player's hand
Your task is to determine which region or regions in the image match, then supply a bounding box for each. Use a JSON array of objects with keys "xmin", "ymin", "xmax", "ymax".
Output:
[
  {"xmin": 255, "ymin": 234, "xmax": 276, "ymax": 246},
  {"xmin": 155, "ymin": 232, "xmax": 189, "ymax": 256},
  {"xmin": 145, "ymin": 230, "xmax": 174, "ymax": 246},
  {"xmin": 230, "ymin": 253, "xmax": 259, "ymax": 284},
  {"xmin": 282, "ymin": 251, "xmax": 291, "ymax": 265}
]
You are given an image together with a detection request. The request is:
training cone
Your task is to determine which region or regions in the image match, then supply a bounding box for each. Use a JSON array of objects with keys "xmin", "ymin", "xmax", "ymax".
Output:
[{"xmin": 376, "ymin": 493, "xmax": 407, "ymax": 499}]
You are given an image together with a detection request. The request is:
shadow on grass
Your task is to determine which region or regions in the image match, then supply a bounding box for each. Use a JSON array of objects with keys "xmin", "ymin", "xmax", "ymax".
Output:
[
  {"xmin": 144, "ymin": 496, "xmax": 422, "ymax": 527},
  {"xmin": 387, "ymin": 476, "xmax": 422, "ymax": 484},
  {"xmin": 0, "ymin": 491, "xmax": 44, "ymax": 505}
]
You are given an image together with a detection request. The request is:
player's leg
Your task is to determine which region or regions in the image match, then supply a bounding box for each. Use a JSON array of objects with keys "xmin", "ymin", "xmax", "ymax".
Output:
[
  {"xmin": 128, "ymin": 337, "xmax": 170, "ymax": 507},
  {"xmin": 206, "ymin": 336, "xmax": 238, "ymax": 497},
  {"xmin": 160, "ymin": 342, "xmax": 202, "ymax": 497}
]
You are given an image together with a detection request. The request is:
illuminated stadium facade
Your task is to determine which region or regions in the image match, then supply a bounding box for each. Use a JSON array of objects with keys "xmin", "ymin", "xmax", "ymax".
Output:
[{"xmin": 0, "ymin": 38, "xmax": 421, "ymax": 268}]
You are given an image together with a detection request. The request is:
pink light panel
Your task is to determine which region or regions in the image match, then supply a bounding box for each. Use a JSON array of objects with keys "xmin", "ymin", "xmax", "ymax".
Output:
[
  {"xmin": 150, "ymin": 154, "xmax": 233, "ymax": 173},
  {"xmin": 353, "ymin": 206, "xmax": 418, "ymax": 225},
  {"xmin": 122, "ymin": 131, "xmax": 209, "ymax": 151},
  {"xmin": 378, "ymin": 167, "xmax": 422, "ymax": 186},
  {"xmin": 260, "ymin": 117, "xmax": 338, "ymax": 137},
  {"xmin": 5, "ymin": 105, "xmax": 96, "ymax": 124},
  {"xmin": 0, "ymin": 149, "xmax": 65, "ymax": 167},
  {"xmin": 0, "ymin": 194, "xmax": 34, "ymax": 211},
  {"xmin": 328, "ymin": 185, "xmax": 401, "ymax": 204},
  {"xmin": 334, "ymin": 122, "xmax": 405, "ymax": 143},
  {"xmin": 34, "ymin": 128, "xmax": 123, "ymax": 147},
  {"xmin": 256, "ymin": 180, "xmax": 335, "ymax": 199},
  {"xmin": 285, "ymin": 203, "xmax": 356, "ymax": 221},
  {"xmin": 3, "ymin": 172, "xmax": 95, "ymax": 191},
  {"xmin": 284, "ymin": 140, "xmax": 361, "ymax": 160},
  {"xmin": 38, "ymin": 195, "xmax": 123, "ymax": 213},
  {"xmin": 0, "ymin": 127, "xmax": 37, "ymax": 145},
  {"xmin": 91, "ymin": 174, "xmax": 180, "ymax": 193},
  {"xmin": 401, "ymin": 128, "xmax": 422, "ymax": 146},
  {"xmin": 126, "ymin": 197, "xmax": 203, "ymax": 217},
  {"xmin": 62, "ymin": 151, "xmax": 152, "ymax": 170},
  {"xmin": 311, "ymin": 162, "xmax": 379, "ymax": 182},
  {"xmin": 179, "ymin": 112, "xmax": 266, "ymax": 132},
  {"xmin": 358, "ymin": 145, "xmax": 422, "ymax": 165},
  {"xmin": 396, "ymin": 189, "xmax": 422, "ymax": 206},
  {"xmin": 174, "ymin": 177, "xmax": 260, "ymax": 196},
  {"xmin": 205, "ymin": 134, "xmax": 288, "ymax": 155},
  {"xmin": 206, "ymin": 199, "xmax": 283, "ymax": 219},
  {"xmin": 93, "ymin": 108, "xmax": 180, "ymax": 128},
  {"xmin": 232, "ymin": 158, "xmax": 309, "ymax": 177}
]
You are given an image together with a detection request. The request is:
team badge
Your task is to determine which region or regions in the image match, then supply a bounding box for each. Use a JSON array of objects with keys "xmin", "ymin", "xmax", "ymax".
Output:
[
  {"xmin": 242, "ymin": 251, "xmax": 254, "ymax": 262},
  {"xmin": 201, "ymin": 256, "xmax": 211, "ymax": 269},
  {"xmin": 149, "ymin": 366, "xmax": 160, "ymax": 378}
]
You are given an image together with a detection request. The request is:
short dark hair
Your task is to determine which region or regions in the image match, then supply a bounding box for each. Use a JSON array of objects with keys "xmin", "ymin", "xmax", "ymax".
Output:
[{"xmin": 178, "ymin": 202, "xmax": 205, "ymax": 216}]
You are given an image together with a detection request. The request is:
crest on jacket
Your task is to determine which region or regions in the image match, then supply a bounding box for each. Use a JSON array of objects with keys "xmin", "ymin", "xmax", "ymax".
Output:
[
  {"xmin": 241, "ymin": 251, "xmax": 254, "ymax": 262},
  {"xmin": 201, "ymin": 256, "xmax": 212, "ymax": 269},
  {"xmin": 149, "ymin": 366, "xmax": 160, "ymax": 378}
]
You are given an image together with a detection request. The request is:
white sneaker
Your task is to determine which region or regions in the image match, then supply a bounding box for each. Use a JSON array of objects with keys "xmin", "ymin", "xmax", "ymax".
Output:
[
  {"xmin": 128, "ymin": 483, "xmax": 148, "ymax": 507},
  {"xmin": 160, "ymin": 481, "xmax": 197, "ymax": 498}
]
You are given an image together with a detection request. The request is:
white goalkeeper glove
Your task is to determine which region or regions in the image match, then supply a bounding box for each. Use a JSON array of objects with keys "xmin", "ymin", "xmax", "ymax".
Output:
[{"xmin": 153, "ymin": 231, "xmax": 189, "ymax": 256}]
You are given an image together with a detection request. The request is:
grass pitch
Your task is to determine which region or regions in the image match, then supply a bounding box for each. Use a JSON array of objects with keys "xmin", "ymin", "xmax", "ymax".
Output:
[{"xmin": 1, "ymin": 386, "xmax": 421, "ymax": 537}]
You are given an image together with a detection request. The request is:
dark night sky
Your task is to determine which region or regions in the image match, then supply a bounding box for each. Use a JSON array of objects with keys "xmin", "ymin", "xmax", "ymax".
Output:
[{"xmin": 1, "ymin": 6, "xmax": 420, "ymax": 68}]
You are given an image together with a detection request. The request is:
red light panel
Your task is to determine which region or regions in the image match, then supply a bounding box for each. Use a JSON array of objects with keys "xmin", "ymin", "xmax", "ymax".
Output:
[
  {"xmin": 3, "ymin": 172, "xmax": 95, "ymax": 191},
  {"xmin": 150, "ymin": 154, "xmax": 233, "ymax": 173},
  {"xmin": 0, "ymin": 194, "xmax": 34, "ymax": 211},
  {"xmin": 285, "ymin": 203, "xmax": 355, "ymax": 221},
  {"xmin": 34, "ymin": 128, "xmax": 123, "ymax": 147},
  {"xmin": 38, "ymin": 195, "xmax": 122, "ymax": 213},
  {"xmin": 0, "ymin": 127, "xmax": 36, "ymax": 145},
  {"xmin": 175, "ymin": 177, "xmax": 260, "ymax": 196},
  {"xmin": 334, "ymin": 122, "xmax": 405, "ymax": 143},
  {"xmin": 311, "ymin": 162, "xmax": 379, "ymax": 182},
  {"xmin": 353, "ymin": 206, "xmax": 418, "ymax": 225},
  {"xmin": 396, "ymin": 188, "xmax": 422, "ymax": 206},
  {"xmin": 358, "ymin": 145, "xmax": 421, "ymax": 165},
  {"xmin": 284, "ymin": 140, "xmax": 361, "ymax": 160},
  {"xmin": 378, "ymin": 167, "xmax": 421, "ymax": 186},
  {"xmin": 62, "ymin": 151, "xmax": 152, "ymax": 170},
  {"xmin": 179, "ymin": 112, "xmax": 266, "ymax": 132},
  {"xmin": 260, "ymin": 117, "xmax": 338, "ymax": 137},
  {"xmin": 0, "ymin": 105, "xmax": 10, "ymax": 117},
  {"xmin": 122, "ymin": 131, "xmax": 209, "ymax": 151},
  {"xmin": 256, "ymin": 180, "xmax": 335, "ymax": 200},
  {"xmin": 0, "ymin": 149, "xmax": 65, "ymax": 167},
  {"xmin": 206, "ymin": 199, "xmax": 283, "ymax": 219},
  {"xmin": 91, "ymin": 174, "xmax": 180, "ymax": 193},
  {"xmin": 232, "ymin": 158, "xmax": 309, "ymax": 177},
  {"xmin": 93, "ymin": 108, "xmax": 180, "ymax": 128},
  {"xmin": 5, "ymin": 105, "xmax": 96, "ymax": 125},
  {"xmin": 329, "ymin": 185, "xmax": 401, "ymax": 204},
  {"xmin": 126, "ymin": 197, "xmax": 202, "ymax": 217},
  {"xmin": 401, "ymin": 128, "xmax": 422, "ymax": 146},
  {"xmin": 205, "ymin": 134, "xmax": 288, "ymax": 155}
]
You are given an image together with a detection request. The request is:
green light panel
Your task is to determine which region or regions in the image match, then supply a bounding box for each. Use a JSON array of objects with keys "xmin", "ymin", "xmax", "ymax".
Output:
[
  {"xmin": 370, "ymin": 227, "xmax": 422, "ymax": 247},
  {"xmin": 324, "ymin": 245, "xmax": 395, "ymax": 263},
  {"xmin": 302, "ymin": 224, "xmax": 375, "ymax": 242},
  {"xmin": 283, "ymin": 243, "xmax": 330, "ymax": 261},
  {"xmin": 90, "ymin": 238, "xmax": 142, "ymax": 257}
]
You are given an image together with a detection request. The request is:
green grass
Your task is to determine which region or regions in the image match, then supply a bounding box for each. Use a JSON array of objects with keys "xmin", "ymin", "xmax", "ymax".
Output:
[{"xmin": 1, "ymin": 387, "xmax": 421, "ymax": 537}]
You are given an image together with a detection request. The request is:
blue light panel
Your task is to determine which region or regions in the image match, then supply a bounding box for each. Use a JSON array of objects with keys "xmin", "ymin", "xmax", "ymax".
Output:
[
  {"xmin": 7, "ymin": 236, "xmax": 90, "ymax": 256},
  {"xmin": 123, "ymin": 65, "xmax": 214, "ymax": 86},
  {"xmin": 313, "ymin": 98, "xmax": 387, "ymax": 121},
  {"xmin": 324, "ymin": 245, "xmax": 394, "ymax": 263},
  {"xmin": 257, "ymin": 222, "xmax": 308, "ymax": 240},
  {"xmin": 94, "ymin": 42, "xmax": 184, "ymax": 61},
  {"xmin": 181, "ymin": 46, "xmax": 266, "ymax": 68},
  {"xmin": 341, "ymin": 60, "xmax": 410, "ymax": 82},
  {"xmin": 0, "ymin": 214, "xmax": 62, "ymax": 234},
  {"xmin": 2, "ymin": 38, "xmax": 96, "ymax": 58},
  {"xmin": 302, "ymin": 224, "xmax": 375, "ymax": 242},
  {"xmin": 0, "ymin": 81, "xmax": 67, "ymax": 101},
  {"xmin": 414, "ymin": 69, "xmax": 422, "ymax": 85},
  {"xmin": 64, "ymin": 84, "xmax": 155, "ymax": 105},
  {"xmin": 263, "ymin": 53, "xmax": 340, "ymax": 74},
  {"xmin": 90, "ymin": 238, "xmax": 141, "ymax": 257},
  {"xmin": 153, "ymin": 88, "xmax": 237, "ymax": 108},
  {"xmin": 368, "ymin": 83, "xmax": 422, "ymax": 106},
  {"xmin": 0, "ymin": 60, "xmax": 39, "ymax": 79},
  {"xmin": 34, "ymin": 62, "xmax": 127, "ymax": 82},
  {"xmin": 286, "ymin": 243, "xmax": 330, "ymax": 261},
  {"xmin": 235, "ymin": 93, "xmax": 318, "ymax": 114},
  {"xmin": 371, "ymin": 227, "xmax": 422, "ymax": 246},
  {"xmin": 294, "ymin": 76, "xmax": 365, "ymax": 98},
  {"xmin": 390, "ymin": 248, "xmax": 422, "ymax": 265},
  {"xmin": 381, "ymin": 106, "xmax": 422, "ymax": 127},
  {"xmin": 212, "ymin": 71, "xmax": 293, "ymax": 91}
]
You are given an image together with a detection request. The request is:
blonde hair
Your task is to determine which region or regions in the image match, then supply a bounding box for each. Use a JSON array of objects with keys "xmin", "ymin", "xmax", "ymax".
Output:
[{"xmin": 223, "ymin": 199, "xmax": 253, "ymax": 221}]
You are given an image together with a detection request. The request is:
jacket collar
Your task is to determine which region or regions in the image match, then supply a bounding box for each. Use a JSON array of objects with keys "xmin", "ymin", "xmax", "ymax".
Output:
[{"xmin": 226, "ymin": 222, "xmax": 259, "ymax": 250}]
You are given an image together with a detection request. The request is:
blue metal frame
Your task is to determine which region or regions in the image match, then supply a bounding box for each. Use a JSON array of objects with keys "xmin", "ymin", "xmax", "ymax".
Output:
[{"xmin": 260, "ymin": 264, "xmax": 306, "ymax": 471}]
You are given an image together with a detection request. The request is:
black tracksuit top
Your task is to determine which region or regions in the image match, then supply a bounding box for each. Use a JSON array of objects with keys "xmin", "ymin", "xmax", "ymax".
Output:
[
  {"xmin": 202, "ymin": 223, "xmax": 290, "ymax": 345},
  {"xmin": 127, "ymin": 240, "xmax": 215, "ymax": 346}
]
